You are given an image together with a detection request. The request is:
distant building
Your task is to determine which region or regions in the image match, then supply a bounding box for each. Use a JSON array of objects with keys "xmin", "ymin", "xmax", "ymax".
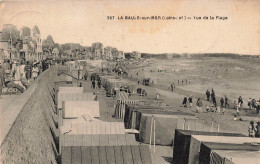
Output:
[
  {"xmin": 32, "ymin": 26, "xmax": 43, "ymax": 61},
  {"xmin": 91, "ymin": 42, "xmax": 104, "ymax": 59},
  {"xmin": 103, "ymin": 46, "xmax": 114, "ymax": 60},
  {"xmin": 117, "ymin": 51, "xmax": 125, "ymax": 60},
  {"xmin": 52, "ymin": 48, "xmax": 59, "ymax": 59},
  {"xmin": 131, "ymin": 51, "xmax": 141, "ymax": 59},
  {"xmin": 20, "ymin": 26, "xmax": 31, "ymax": 39}
]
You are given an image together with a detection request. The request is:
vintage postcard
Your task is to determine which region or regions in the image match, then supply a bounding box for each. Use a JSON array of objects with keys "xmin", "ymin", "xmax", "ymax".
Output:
[{"xmin": 0, "ymin": 0, "xmax": 260, "ymax": 164}]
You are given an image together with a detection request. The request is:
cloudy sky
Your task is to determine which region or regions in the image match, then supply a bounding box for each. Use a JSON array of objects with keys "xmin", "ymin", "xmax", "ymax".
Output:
[{"xmin": 0, "ymin": 0, "xmax": 259, "ymax": 55}]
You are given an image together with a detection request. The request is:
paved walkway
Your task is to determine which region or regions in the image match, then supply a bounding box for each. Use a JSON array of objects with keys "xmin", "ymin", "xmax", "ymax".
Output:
[{"xmin": 0, "ymin": 83, "xmax": 37, "ymax": 146}]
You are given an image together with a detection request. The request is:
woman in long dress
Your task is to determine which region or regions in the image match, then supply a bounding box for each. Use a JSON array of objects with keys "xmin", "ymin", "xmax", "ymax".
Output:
[{"xmin": 32, "ymin": 65, "xmax": 39, "ymax": 81}]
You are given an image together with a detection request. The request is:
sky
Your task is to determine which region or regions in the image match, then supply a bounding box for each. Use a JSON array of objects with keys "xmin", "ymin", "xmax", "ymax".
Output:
[{"xmin": 0, "ymin": 0, "xmax": 260, "ymax": 55}]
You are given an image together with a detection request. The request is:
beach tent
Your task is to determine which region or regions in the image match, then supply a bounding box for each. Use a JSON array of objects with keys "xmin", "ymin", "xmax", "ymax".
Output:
[
  {"xmin": 209, "ymin": 149, "xmax": 260, "ymax": 164},
  {"xmin": 172, "ymin": 130, "xmax": 246, "ymax": 164},
  {"xmin": 189, "ymin": 135, "xmax": 260, "ymax": 164},
  {"xmin": 62, "ymin": 101, "xmax": 100, "ymax": 118},
  {"xmin": 123, "ymin": 105, "xmax": 198, "ymax": 145},
  {"xmin": 57, "ymin": 92, "xmax": 95, "ymax": 109},
  {"xmin": 61, "ymin": 145, "xmax": 152, "ymax": 164},
  {"xmin": 199, "ymin": 142, "xmax": 260, "ymax": 164},
  {"xmin": 60, "ymin": 117, "xmax": 125, "ymax": 135}
]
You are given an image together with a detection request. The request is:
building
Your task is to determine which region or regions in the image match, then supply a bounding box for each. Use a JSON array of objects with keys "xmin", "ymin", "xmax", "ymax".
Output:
[
  {"xmin": 20, "ymin": 26, "xmax": 31, "ymax": 39},
  {"xmin": 32, "ymin": 26, "xmax": 43, "ymax": 61},
  {"xmin": 52, "ymin": 48, "xmax": 59, "ymax": 59},
  {"xmin": 131, "ymin": 51, "xmax": 142, "ymax": 59},
  {"xmin": 117, "ymin": 51, "xmax": 125, "ymax": 60},
  {"xmin": 103, "ymin": 46, "xmax": 114, "ymax": 60},
  {"xmin": 91, "ymin": 42, "xmax": 104, "ymax": 59},
  {"xmin": 1, "ymin": 24, "xmax": 20, "ymax": 42}
]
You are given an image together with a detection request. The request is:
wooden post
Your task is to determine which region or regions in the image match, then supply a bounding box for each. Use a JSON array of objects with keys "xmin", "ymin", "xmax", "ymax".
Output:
[
  {"xmin": 149, "ymin": 116, "xmax": 153, "ymax": 148},
  {"xmin": 217, "ymin": 124, "xmax": 220, "ymax": 132},
  {"xmin": 195, "ymin": 120, "xmax": 197, "ymax": 131},
  {"xmin": 153, "ymin": 117, "xmax": 156, "ymax": 154},
  {"xmin": 211, "ymin": 121, "xmax": 214, "ymax": 132}
]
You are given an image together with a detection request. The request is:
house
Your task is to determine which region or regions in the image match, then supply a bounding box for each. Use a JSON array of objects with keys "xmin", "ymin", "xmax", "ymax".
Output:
[
  {"xmin": 52, "ymin": 48, "xmax": 59, "ymax": 59},
  {"xmin": 131, "ymin": 51, "xmax": 142, "ymax": 59}
]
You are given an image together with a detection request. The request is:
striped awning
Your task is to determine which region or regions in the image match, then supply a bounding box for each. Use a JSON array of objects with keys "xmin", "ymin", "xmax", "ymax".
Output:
[{"xmin": 117, "ymin": 91, "xmax": 129, "ymax": 102}]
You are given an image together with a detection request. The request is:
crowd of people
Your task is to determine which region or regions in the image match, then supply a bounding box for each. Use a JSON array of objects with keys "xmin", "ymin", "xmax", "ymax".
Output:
[{"xmin": 0, "ymin": 59, "xmax": 43, "ymax": 95}]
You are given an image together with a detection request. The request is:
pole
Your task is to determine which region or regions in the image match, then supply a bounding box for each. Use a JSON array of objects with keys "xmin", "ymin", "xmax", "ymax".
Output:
[
  {"xmin": 149, "ymin": 116, "xmax": 153, "ymax": 149},
  {"xmin": 153, "ymin": 117, "xmax": 156, "ymax": 154},
  {"xmin": 217, "ymin": 124, "xmax": 220, "ymax": 132},
  {"xmin": 211, "ymin": 121, "xmax": 214, "ymax": 132}
]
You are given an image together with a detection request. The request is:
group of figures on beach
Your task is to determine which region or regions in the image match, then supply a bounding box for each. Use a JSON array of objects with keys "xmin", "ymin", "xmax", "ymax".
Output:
[{"xmin": 0, "ymin": 59, "xmax": 42, "ymax": 95}]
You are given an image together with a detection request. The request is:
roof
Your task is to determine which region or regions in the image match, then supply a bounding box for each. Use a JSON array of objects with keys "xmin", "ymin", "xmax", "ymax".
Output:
[
  {"xmin": 61, "ymin": 145, "xmax": 152, "ymax": 164},
  {"xmin": 57, "ymin": 92, "xmax": 95, "ymax": 109},
  {"xmin": 212, "ymin": 150, "xmax": 260, "ymax": 164},
  {"xmin": 62, "ymin": 101, "xmax": 100, "ymax": 118},
  {"xmin": 52, "ymin": 48, "xmax": 59, "ymax": 54}
]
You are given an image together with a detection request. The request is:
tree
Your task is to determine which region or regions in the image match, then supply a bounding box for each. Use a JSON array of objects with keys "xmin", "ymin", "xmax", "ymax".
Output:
[{"xmin": 42, "ymin": 35, "xmax": 55, "ymax": 52}]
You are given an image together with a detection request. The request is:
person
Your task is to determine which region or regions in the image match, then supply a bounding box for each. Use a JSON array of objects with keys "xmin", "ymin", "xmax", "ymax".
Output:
[
  {"xmin": 32, "ymin": 64, "xmax": 39, "ymax": 81},
  {"xmin": 188, "ymin": 96, "xmax": 193, "ymax": 108},
  {"xmin": 3, "ymin": 60, "xmax": 11, "ymax": 72},
  {"xmin": 220, "ymin": 97, "xmax": 224, "ymax": 108},
  {"xmin": 237, "ymin": 103, "xmax": 241, "ymax": 113},
  {"xmin": 206, "ymin": 90, "xmax": 210, "ymax": 101},
  {"xmin": 94, "ymin": 93, "xmax": 98, "ymax": 101},
  {"xmin": 4, "ymin": 76, "xmax": 28, "ymax": 93},
  {"xmin": 14, "ymin": 62, "xmax": 21, "ymax": 81},
  {"xmin": 91, "ymin": 80, "xmax": 96, "ymax": 89},
  {"xmin": 205, "ymin": 105, "xmax": 210, "ymax": 112},
  {"xmin": 196, "ymin": 98, "xmax": 203, "ymax": 113},
  {"xmin": 20, "ymin": 61, "xmax": 26, "ymax": 79},
  {"xmin": 224, "ymin": 95, "xmax": 230, "ymax": 108},
  {"xmin": 24, "ymin": 61, "xmax": 32, "ymax": 83},
  {"xmin": 156, "ymin": 93, "xmax": 160, "ymax": 100},
  {"xmin": 238, "ymin": 96, "xmax": 243, "ymax": 107},
  {"xmin": 252, "ymin": 99, "xmax": 257, "ymax": 110},
  {"xmin": 98, "ymin": 80, "xmax": 101, "ymax": 89},
  {"xmin": 255, "ymin": 121, "xmax": 260, "ymax": 138},
  {"xmin": 170, "ymin": 84, "xmax": 173, "ymax": 91},
  {"xmin": 212, "ymin": 96, "xmax": 217, "ymax": 107},
  {"xmin": 185, "ymin": 79, "xmax": 187, "ymax": 84},
  {"xmin": 211, "ymin": 90, "xmax": 215, "ymax": 101},
  {"xmin": 222, "ymin": 108, "xmax": 225, "ymax": 115},
  {"xmin": 217, "ymin": 106, "xmax": 221, "ymax": 113},
  {"xmin": 182, "ymin": 97, "xmax": 187, "ymax": 107},
  {"xmin": 79, "ymin": 83, "xmax": 82, "ymax": 87},
  {"xmin": 248, "ymin": 121, "xmax": 257, "ymax": 137},
  {"xmin": 248, "ymin": 98, "xmax": 252, "ymax": 109},
  {"xmin": 0, "ymin": 61, "xmax": 7, "ymax": 97}
]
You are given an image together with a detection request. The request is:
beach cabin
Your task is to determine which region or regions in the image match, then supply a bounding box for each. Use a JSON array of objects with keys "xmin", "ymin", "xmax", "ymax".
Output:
[{"xmin": 172, "ymin": 129, "xmax": 246, "ymax": 164}]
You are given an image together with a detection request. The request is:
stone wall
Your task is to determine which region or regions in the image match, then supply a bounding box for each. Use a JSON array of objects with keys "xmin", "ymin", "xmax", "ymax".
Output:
[{"xmin": 1, "ymin": 67, "xmax": 59, "ymax": 164}]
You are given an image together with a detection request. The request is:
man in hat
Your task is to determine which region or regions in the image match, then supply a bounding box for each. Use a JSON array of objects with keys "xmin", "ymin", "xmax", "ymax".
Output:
[
  {"xmin": 248, "ymin": 121, "xmax": 257, "ymax": 137},
  {"xmin": 206, "ymin": 90, "xmax": 210, "ymax": 101},
  {"xmin": 188, "ymin": 95, "xmax": 193, "ymax": 108}
]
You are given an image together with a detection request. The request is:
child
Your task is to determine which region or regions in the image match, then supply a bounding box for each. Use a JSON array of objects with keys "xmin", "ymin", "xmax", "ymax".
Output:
[
  {"xmin": 222, "ymin": 108, "xmax": 225, "ymax": 115},
  {"xmin": 205, "ymin": 105, "xmax": 210, "ymax": 112},
  {"xmin": 217, "ymin": 106, "xmax": 221, "ymax": 113}
]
